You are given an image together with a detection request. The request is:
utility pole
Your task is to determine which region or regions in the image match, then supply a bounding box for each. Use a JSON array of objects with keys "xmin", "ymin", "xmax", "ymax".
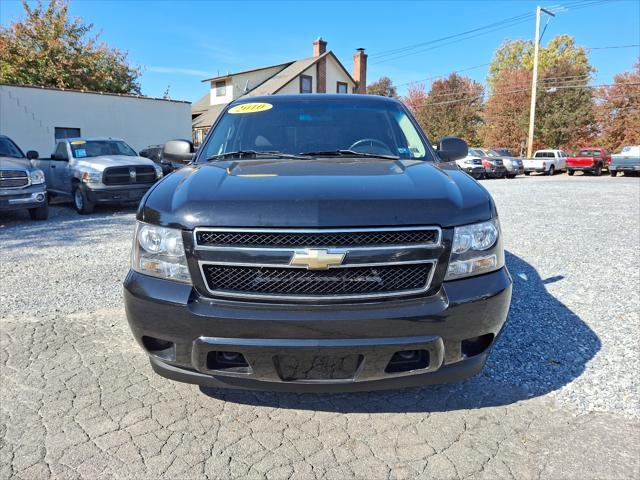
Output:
[{"xmin": 526, "ymin": 6, "xmax": 555, "ymax": 158}]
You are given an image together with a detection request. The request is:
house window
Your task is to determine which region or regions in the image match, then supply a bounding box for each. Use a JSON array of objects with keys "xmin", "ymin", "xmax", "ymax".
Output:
[
  {"xmin": 215, "ymin": 81, "xmax": 226, "ymax": 97},
  {"xmin": 55, "ymin": 127, "xmax": 81, "ymax": 140},
  {"xmin": 300, "ymin": 75, "xmax": 312, "ymax": 94},
  {"xmin": 337, "ymin": 82, "xmax": 348, "ymax": 94}
]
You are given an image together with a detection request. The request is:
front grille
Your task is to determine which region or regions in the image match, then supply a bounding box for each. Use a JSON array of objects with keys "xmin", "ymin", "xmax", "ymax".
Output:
[
  {"xmin": 494, "ymin": 159, "xmax": 503, "ymax": 166},
  {"xmin": 196, "ymin": 228, "xmax": 439, "ymax": 248},
  {"xmin": 103, "ymin": 166, "xmax": 156, "ymax": 185},
  {"xmin": 201, "ymin": 263, "xmax": 434, "ymax": 298},
  {"xmin": 0, "ymin": 170, "xmax": 29, "ymax": 188}
]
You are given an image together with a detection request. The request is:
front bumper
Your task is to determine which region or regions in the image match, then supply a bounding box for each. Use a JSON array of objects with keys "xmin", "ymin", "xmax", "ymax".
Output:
[
  {"xmin": 461, "ymin": 166, "xmax": 485, "ymax": 177},
  {"xmin": 0, "ymin": 183, "xmax": 47, "ymax": 211},
  {"xmin": 123, "ymin": 267, "xmax": 512, "ymax": 392},
  {"xmin": 485, "ymin": 166, "xmax": 507, "ymax": 178},
  {"xmin": 85, "ymin": 184, "xmax": 153, "ymax": 204}
]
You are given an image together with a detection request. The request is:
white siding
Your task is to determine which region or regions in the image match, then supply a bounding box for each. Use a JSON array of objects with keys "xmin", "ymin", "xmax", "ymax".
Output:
[
  {"xmin": 326, "ymin": 55, "xmax": 355, "ymax": 93},
  {"xmin": 0, "ymin": 85, "xmax": 191, "ymax": 155},
  {"xmin": 278, "ymin": 65, "xmax": 317, "ymax": 94},
  {"xmin": 209, "ymin": 79, "xmax": 233, "ymax": 105}
]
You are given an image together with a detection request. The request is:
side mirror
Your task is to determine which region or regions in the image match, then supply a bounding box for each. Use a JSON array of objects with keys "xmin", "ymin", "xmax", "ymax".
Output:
[
  {"xmin": 437, "ymin": 136, "xmax": 468, "ymax": 162},
  {"xmin": 163, "ymin": 139, "xmax": 194, "ymax": 164},
  {"xmin": 26, "ymin": 150, "xmax": 39, "ymax": 160}
]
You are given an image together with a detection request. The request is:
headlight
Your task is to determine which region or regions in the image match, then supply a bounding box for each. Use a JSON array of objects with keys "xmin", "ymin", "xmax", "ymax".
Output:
[
  {"xmin": 81, "ymin": 169, "xmax": 102, "ymax": 184},
  {"xmin": 445, "ymin": 218, "xmax": 504, "ymax": 280},
  {"xmin": 154, "ymin": 164, "xmax": 163, "ymax": 178},
  {"xmin": 132, "ymin": 222, "xmax": 191, "ymax": 283},
  {"xmin": 29, "ymin": 169, "xmax": 45, "ymax": 184}
]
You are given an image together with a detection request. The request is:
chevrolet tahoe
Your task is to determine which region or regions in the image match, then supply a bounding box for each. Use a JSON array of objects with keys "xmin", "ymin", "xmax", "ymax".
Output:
[{"xmin": 123, "ymin": 95, "xmax": 512, "ymax": 392}]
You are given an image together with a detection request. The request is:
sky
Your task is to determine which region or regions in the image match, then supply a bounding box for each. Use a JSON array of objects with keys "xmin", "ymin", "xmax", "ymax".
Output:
[{"xmin": 1, "ymin": 0, "xmax": 639, "ymax": 102}]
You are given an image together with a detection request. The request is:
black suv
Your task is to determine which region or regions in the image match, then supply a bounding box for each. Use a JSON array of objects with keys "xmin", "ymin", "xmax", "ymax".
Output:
[{"xmin": 124, "ymin": 95, "xmax": 512, "ymax": 392}]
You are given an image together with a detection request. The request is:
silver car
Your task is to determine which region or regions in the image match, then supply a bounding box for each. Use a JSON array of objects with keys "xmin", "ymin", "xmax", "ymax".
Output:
[{"xmin": 488, "ymin": 148, "xmax": 524, "ymax": 178}]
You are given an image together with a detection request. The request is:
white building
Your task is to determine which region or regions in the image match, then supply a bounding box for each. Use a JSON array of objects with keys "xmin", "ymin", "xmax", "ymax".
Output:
[
  {"xmin": 0, "ymin": 84, "xmax": 192, "ymax": 156},
  {"xmin": 192, "ymin": 38, "xmax": 367, "ymax": 145}
]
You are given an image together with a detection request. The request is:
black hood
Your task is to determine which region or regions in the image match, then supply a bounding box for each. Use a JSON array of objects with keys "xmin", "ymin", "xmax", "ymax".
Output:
[{"xmin": 140, "ymin": 158, "xmax": 494, "ymax": 229}]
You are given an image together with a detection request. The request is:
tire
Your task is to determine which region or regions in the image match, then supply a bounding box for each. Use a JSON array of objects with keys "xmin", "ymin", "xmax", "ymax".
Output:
[
  {"xmin": 594, "ymin": 164, "xmax": 602, "ymax": 176},
  {"xmin": 568, "ymin": 170, "xmax": 575, "ymax": 176},
  {"xmin": 524, "ymin": 171, "xmax": 530, "ymax": 176},
  {"xmin": 547, "ymin": 165, "xmax": 555, "ymax": 176},
  {"xmin": 28, "ymin": 202, "xmax": 49, "ymax": 220},
  {"xmin": 610, "ymin": 170, "xmax": 617, "ymax": 177},
  {"xmin": 507, "ymin": 173, "xmax": 516, "ymax": 179},
  {"xmin": 73, "ymin": 186, "xmax": 95, "ymax": 214}
]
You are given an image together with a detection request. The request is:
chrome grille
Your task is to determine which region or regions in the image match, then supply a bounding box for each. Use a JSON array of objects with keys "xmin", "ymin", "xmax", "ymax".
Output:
[
  {"xmin": 0, "ymin": 170, "xmax": 29, "ymax": 188},
  {"xmin": 195, "ymin": 227, "xmax": 440, "ymax": 248},
  {"xmin": 201, "ymin": 263, "xmax": 434, "ymax": 298}
]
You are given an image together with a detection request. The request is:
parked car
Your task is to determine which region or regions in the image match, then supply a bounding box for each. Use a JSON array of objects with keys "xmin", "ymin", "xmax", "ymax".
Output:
[
  {"xmin": 0, "ymin": 135, "xmax": 48, "ymax": 220},
  {"xmin": 455, "ymin": 148, "xmax": 485, "ymax": 179},
  {"xmin": 32, "ymin": 137, "xmax": 163, "ymax": 214},
  {"xmin": 609, "ymin": 145, "xmax": 640, "ymax": 177},
  {"xmin": 140, "ymin": 144, "xmax": 174, "ymax": 175},
  {"xmin": 123, "ymin": 94, "xmax": 512, "ymax": 392},
  {"xmin": 491, "ymin": 148, "xmax": 524, "ymax": 178},
  {"xmin": 567, "ymin": 147, "xmax": 611, "ymax": 176},
  {"xmin": 474, "ymin": 148, "xmax": 507, "ymax": 179},
  {"xmin": 523, "ymin": 149, "xmax": 568, "ymax": 176}
]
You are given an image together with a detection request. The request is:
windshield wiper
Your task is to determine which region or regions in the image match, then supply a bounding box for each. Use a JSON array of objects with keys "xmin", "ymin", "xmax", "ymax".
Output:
[
  {"xmin": 300, "ymin": 150, "xmax": 399, "ymax": 160},
  {"xmin": 205, "ymin": 150, "xmax": 309, "ymax": 161}
]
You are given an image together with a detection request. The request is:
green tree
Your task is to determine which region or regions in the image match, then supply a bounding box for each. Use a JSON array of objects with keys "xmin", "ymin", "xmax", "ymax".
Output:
[
  {"xmin": 367, "ymin": 76, "xmax": 398, "ymax": 97},
  {"xmin": 405, "ymin": 73, "xmax": 483, "ymax": 145},
  {"xmin": 0, "ymin": 0, "xmax": 141, "ymax": 94}
]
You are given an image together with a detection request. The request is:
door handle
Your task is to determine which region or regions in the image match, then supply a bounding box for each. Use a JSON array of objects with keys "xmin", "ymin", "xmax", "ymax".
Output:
[{"xmin": 51, "ymin": 165, "xmax": 56, "ymax": 168}]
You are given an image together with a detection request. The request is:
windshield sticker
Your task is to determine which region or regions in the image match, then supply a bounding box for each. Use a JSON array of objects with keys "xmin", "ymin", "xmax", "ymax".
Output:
[
  {"xmin": 228, "ymin": 103, "xmax": 273, "ymax": 114},
  {"xmin": 70, "ymin": 140, "xmax": 86, "ymax": 145},
  {"xmin": 74, "ymin": 149, "xmax": 87, "ymax": 158}
]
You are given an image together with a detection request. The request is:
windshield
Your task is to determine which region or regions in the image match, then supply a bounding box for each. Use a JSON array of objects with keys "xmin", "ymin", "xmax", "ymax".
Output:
[
  {"xmin": 0, "ymin": 137, "xmax": 25, "ymax": 159},
  {"xmin": 484, "ymin": 149, "xmax": 500, "ymax": 157},
  {"xmin": 198, "ymin": 100, "xmax": 432, "ymax": 161},
  {"xmin": 468, "ymin": 149, "xmax": 484, "ymax": 157},
  {"xmin": 69, "ymin": 140, "xmax": 137, "ymax": 159}
]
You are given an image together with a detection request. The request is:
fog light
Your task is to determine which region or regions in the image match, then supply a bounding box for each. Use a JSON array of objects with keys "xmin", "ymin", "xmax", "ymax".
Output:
[{"xmin": 36, "ymin": 193, "xmax": 45, "ymax": 202}]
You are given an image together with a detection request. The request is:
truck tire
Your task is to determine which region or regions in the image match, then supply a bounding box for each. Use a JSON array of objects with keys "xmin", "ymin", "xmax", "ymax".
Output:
[
  {"xmin": 547, "ymin": 165, "xmax": 555, "ymax": 176},
  {"xmin": 610, "ymin": 170, "xmax": 617, "ymax": 177},
  {"xmin": 524, "ymin": 171, "xmax": 530, "ymax": 176},
  {"xmin": 73, "ymin": 186, "xmax": 95, "ymax": 214},
  {"xmin": 28, "ymin": 203, "xmax": 49, "ymax": 220},
  {"xmin": 594, "ymin": 164, "xmax": 602, "ymax": 176},
  {"xmin": 568, "ymin": 170, "xmax": 575, "ymax": 176}
]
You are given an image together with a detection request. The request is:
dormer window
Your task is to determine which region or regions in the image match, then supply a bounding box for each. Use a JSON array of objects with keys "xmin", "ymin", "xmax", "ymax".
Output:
[
  {"xmin": 300, "ymin": 75, "xmax": 312, "ymax": 94},
  {"xmin": 215, "ymin": 81, "xmax": 227, "ymax": 97}
]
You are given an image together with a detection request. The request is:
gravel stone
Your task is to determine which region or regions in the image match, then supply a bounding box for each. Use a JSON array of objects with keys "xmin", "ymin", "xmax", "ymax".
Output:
[{"xmin": 1, "ymin": 175, "xmax": 639, "ymax": 479}]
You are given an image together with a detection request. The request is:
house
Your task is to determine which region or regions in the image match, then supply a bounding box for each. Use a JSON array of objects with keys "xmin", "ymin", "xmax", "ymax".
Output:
[
  {"xmin": 0, "ymin": 84, "xmax": 192, "ymax": 155},
  {"xmin": 192, "ymin": 38, "xmax": 367, "ymax": 145}
]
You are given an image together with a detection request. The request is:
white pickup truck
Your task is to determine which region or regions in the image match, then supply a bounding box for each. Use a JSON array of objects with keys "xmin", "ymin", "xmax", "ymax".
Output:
[{"xmin": 523, "ymin": 149, "xmax": 568, "ymax": 176}]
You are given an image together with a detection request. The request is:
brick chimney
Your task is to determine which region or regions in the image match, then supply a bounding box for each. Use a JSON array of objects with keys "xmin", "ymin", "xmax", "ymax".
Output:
[
  {"xmin": 353, "ymin": 48, "xmax": 367, "ymax": 94},
  {"xmin": 313, "ymin": 37, "xmax": 327, "ymax": 93}
]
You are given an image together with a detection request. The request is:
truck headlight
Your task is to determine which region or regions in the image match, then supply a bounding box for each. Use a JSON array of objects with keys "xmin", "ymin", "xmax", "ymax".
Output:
[
  {"xmin": 154, "ymin": 164, "xmax": 163, "ymax": 178},
  {"xmin": 29, "ymin": 169, "xmax": 45, "ymax": 185},
  {"xmin": 132, "ymin": 222, "xmax": 191, "ymax": 283},
  {"xmin": 81, "ymin": 169, "xmax": 102, "ymax": 184},
  {"xmin": 445, "ymin": 218, "xmax": 504, "ymax": 280}
]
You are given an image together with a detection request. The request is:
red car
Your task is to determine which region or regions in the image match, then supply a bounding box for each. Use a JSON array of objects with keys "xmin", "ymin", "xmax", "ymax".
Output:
[{"xmin": 567, "ymin": 147, "xmax": 611, "ymax": 176}]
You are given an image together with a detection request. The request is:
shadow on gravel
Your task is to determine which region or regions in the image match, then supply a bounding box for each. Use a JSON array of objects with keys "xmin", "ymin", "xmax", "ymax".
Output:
[
  {"xmin": 0, "ymin": 204, "xmax": 137, "ymax": 249},
  {"xmin": 201, "ymin": 251, "xmax": 601, "ymax": 412}
]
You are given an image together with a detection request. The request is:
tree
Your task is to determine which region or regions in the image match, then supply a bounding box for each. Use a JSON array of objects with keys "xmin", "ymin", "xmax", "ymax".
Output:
[
  {"xmin": 367, "ymin": 76, "xmax": 398, "ymax": 97},
  {"xmin": 0, "ymin": 0, "xmax": 141, "ymax": 94},
  {"xmin": 404, "ymin": 73, "xmax": 483, "ymax": 145},
  {"xmin": 596, "ymin": 61, "xmax": 640, "ymax": 152}
]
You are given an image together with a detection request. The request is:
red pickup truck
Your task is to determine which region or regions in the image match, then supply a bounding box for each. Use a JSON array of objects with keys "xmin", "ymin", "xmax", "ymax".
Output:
[{"xmin": 567, "ymin": 147, "xmax": 611, "ymax": 176}]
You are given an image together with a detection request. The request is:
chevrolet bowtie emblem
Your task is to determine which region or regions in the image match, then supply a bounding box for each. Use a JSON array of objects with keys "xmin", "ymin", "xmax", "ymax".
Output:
[{"xmin": 290, "ymin": 249, "xmax": 347, "ymax": 270}]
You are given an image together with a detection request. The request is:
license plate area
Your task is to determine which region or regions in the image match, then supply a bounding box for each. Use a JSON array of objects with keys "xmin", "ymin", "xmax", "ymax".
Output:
[{"xmin": 274, "ymin": 354, "xmax": 363, "ymax": 381}]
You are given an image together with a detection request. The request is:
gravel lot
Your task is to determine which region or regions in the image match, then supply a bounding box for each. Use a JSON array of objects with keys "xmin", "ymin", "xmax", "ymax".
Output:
[{"xmin": 1, "ymin": 175, "xmax": 639, "ymax": 479}]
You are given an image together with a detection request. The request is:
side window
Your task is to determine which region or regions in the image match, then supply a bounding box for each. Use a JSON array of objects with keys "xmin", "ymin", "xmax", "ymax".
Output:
[
  {"xmin": 337, "ymin": 82, "xmax": 348, "ymax": 94},
  {"xmin": 54, "ymin": 142, "xmax": 68, "ymax": 160},
  {"xmin": 300, "ymin": 75, "xmax": 312, "ymax": 94},
  {"xmin": 55, "ymin": 127, "xmax": 81, "ymax": 141},
  {"xmin": 215, "ymin": 81, "xmax": 226, "ymax": 97}
]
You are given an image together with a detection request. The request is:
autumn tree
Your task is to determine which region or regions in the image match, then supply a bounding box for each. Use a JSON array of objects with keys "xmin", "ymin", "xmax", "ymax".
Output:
[
  {"xmin": 596, "ymin": 61, "xmax": 640, "ymax": 151},
  {"xmin": 0, "ymin": 0, "xmax": 141, "ymax": 94},
  {"xmin": 405, "ymin": 73, "xmax": 483, "ymax": 145},
  {"xmin": 367, "ymin": 76, "xmax": 398, "ymax": 97}
]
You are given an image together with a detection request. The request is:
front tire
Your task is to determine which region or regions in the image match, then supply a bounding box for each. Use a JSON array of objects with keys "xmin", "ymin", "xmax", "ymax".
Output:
[
  {"xmin": 547, "ymin": 165, "xmax": 555, "ymax": 176},
  {"xmin": 28, "ymin": 202, "xmax": 49, "ymax": 220},
  {"xmin": 73, "ymin": 186, "xmax": 95, "ymax": 214}
]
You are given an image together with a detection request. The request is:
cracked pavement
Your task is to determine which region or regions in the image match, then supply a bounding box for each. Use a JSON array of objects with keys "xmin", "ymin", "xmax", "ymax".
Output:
[{"xmin": 1, "ymin": 175, "xmax": 639, "ymax": 479}]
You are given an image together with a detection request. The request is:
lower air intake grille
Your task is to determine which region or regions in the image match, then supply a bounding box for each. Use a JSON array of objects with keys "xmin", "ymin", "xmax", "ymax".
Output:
[{"xmin": 201, "ymin": 263, "xmax": 434, "ymax": 299}]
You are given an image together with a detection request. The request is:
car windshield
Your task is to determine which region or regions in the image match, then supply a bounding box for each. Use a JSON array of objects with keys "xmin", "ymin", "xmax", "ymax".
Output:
[
  {"xmin": 0, "ymin": 137, "xmax": 25, "ymax": 159},
  {"xmin": 198, "ymin": 100, "xmax": 432, "ymax": 161},
  {"xmin": 69, "ymin": 140, "xmax": 137, "ymax": 159},
  {"xmin": 468, "ymin": 149, "xmax": 484, "ymax": 157},
  {"xmin": 484, "ymin": 150, "xmax": 500, "ymax": 157}
]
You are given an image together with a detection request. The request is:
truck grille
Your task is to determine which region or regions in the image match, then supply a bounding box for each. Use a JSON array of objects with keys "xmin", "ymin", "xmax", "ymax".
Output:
[
  {"xmin": 200, "ymin": 263, "xmax": 434, "ymax": 299},
  {"xmin": 0, "ymin": 170, "xmax": 29, "ymax": 188},
  {"xmin": 103, "ymin": 166, "xmax": 156, "ymax": 185},
  {"xmin": 195, "ymin": 228, "xmax": 440, "ymax": 248}
]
